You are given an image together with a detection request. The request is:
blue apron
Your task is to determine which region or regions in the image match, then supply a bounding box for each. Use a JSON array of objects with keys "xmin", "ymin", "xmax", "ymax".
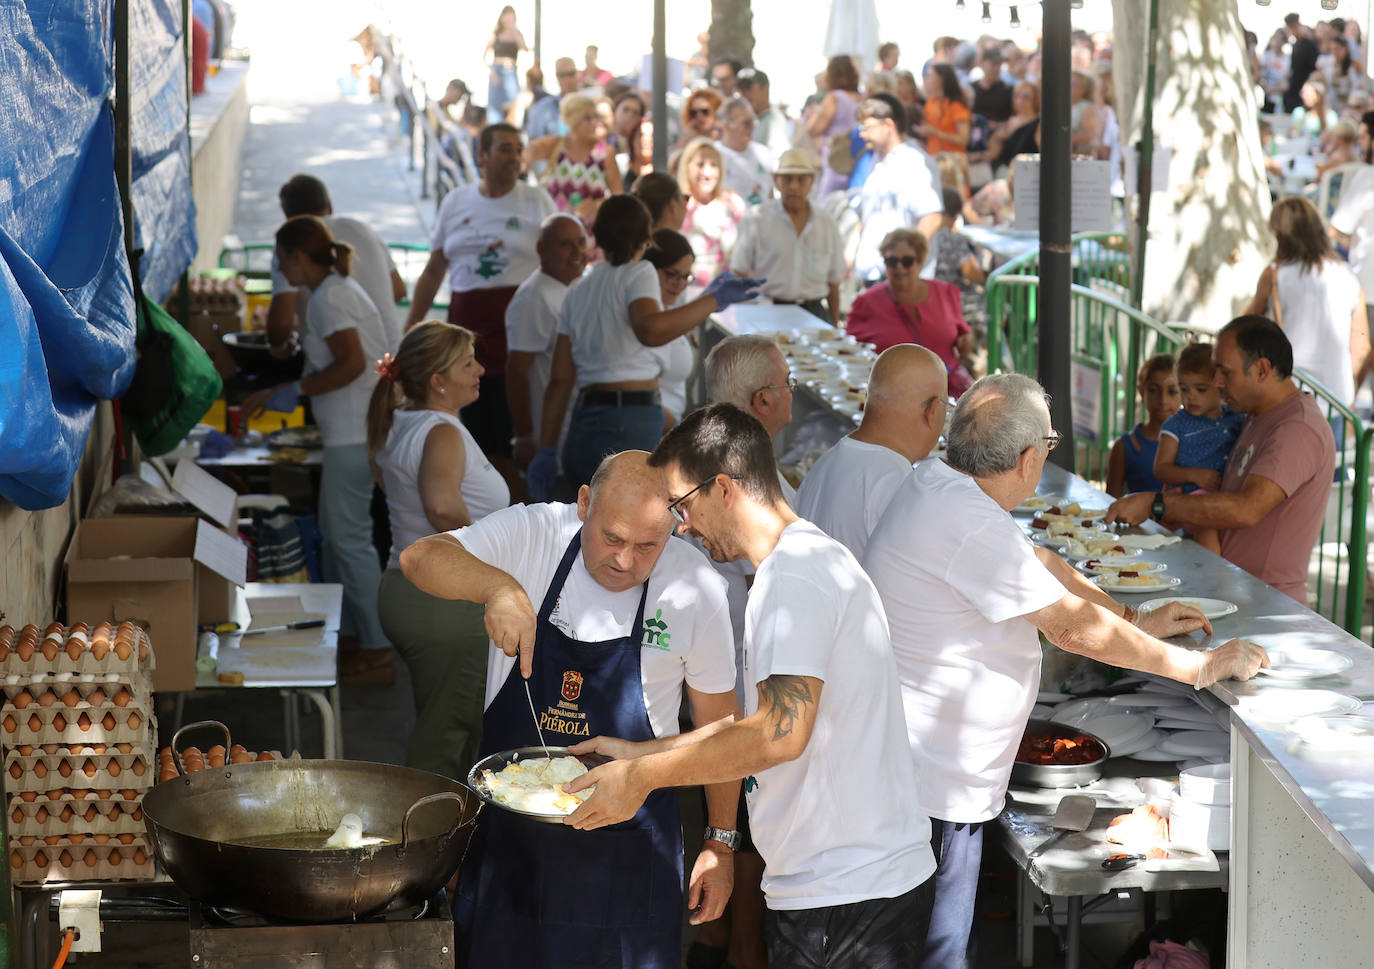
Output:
[{"xmin": 455, "ymin": 531, "xmax": 684, "ymax": 969}]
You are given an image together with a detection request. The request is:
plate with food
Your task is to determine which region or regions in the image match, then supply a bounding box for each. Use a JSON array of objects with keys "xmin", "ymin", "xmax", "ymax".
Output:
[
  {"xmin": 1254, "ymin": 646, "xmax": 1353, "ymax": 682},
  {"xmin": 1136, "ymin": 597, "xmax": 1238, "ymax": 621},
  {"xmin": 467, "ymin": 746, "xmax": 608, "ymax": 823},
  {"xmin": 1014, "ymin": 495, "xmax": 1061, "ymax": 515},
  {"xmin": 1093, "ymin": 574, "xmax": 1182, "ymax": 592},
  {"xmin": 1076, "ymin": 557, "xmax": 1166, "ymax": 577}
]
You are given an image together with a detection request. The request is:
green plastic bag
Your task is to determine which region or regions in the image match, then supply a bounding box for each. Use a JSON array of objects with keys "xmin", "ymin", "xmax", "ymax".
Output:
[{"xmin": 123, "ymin": 293, "xmax": 222, "ymax": 456}]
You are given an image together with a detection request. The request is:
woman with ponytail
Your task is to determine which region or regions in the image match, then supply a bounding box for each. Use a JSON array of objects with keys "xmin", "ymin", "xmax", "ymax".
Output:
[
  {"xmin": 369, "ymin": 320, "xmax": 509, "ymax": 778},
  {"xmin": 245, "ymin": 214, "xmax": 394, "ymax": 680}
]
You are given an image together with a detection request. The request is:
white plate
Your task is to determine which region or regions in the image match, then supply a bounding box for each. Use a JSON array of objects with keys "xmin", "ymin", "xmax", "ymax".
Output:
[
  {"xmin": 1136, "ymin": 596, "xmax": 1239, "ymax": 620},
  {"xmin": 1236, "ymin": 690, "xmax": 1363, "ymax": 729},
  {"xmin": 1149, "ymin": 702, "xmax": 1218, "ymax": 725},
  {"xmin": 1094, "ymin": 574, "xmax": 1182, "ymax": 593},
  {"xmin": 1154, "ymin": 718, "xmax": 1225, "ymax": 732},
  {"xmin": 1106, "ymin": 692, "xmax": 1193, "ymax": 709},
  {"xmin": 1049, "ymin": 697, "xmax": 1116, "ymax": 725},
  {"xmin": 1111, "ymin": 727, "xmax": 1167, "ymax": 758},
  {"xmin": 1254, "ymin": 647, "xmax": 1354, "ymax": 682},
  {"xmin": 1078, "ymin": 713, "xmax": 1155, "ymax": 751},
  {"xmin": 1014, "ymin": 495, "xmax": 1060, "ymax": 515},
  {"xmin": 1115, "ymin": 534, "xmax": 1183, "ymax": 550},
  {"xmin": 1076, "ymin": 557, "xmax": 1166, "ymax": 576},
  {"xmin": 1289, "ymin": 713, "xmax": 1374, "ymax": 751},
  {"xmin": 1128, "ymin": 745, "xmax": 1187, "ymax": 762},
  {"xmin": 1159, "ymin": 732, "xmax": 1230, "ymax": 758}
]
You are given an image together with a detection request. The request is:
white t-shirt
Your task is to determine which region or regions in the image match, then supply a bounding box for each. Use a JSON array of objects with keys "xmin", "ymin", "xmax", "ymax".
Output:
[
  {"xmin": 651, "ymin": 335, "xmax": 695, "ymax": 419},
  {"xmin": 856, "ymin": 142, "xmax": 943, "ymax": 281},
  {"xmin": 1276, "ymin": 260, "xmax": 1363, "ymax": 404},
  {"xmin": 556, "ymin": 261, "xmax": 664, "ymax": 389},
  {"xmin": 301, "ymin": 273, "xmax": 388, "ymax": 447},
  {"xmin": 1331, "ymin": 164, "xmax": 1374, "ymax": 298},
  {"xmin": 453, "ymin": 503, "xmax": 736, "ymax": 739},
  {"xmin": 376, "ymin": 409, "xmax": 511, "ymax": 568},
  {"xmin": 714, "ymin": 139, "xmax": 776, "ymax": 206},
  {"xmin": 431, "ymin": 182, "xmax": 557, "ymax": 293},
  {"xmin": 743, "ymin": 520, "xmax": 934, "ymax": 910},
  {"xmin": 862, "ymin": 460, "xmax": 1065, "ymax": 823},
  {"xmin": 505, "ymin": 269, "xmax": 572, "ymax": 438},
  {"xmin": 271, "ymin": 216, "xmax": 402, "ymax": 351},
  {"xmin": 731, "ymin": 199, "xmax": 845, "ymax": 303},
  {"xmin": 795, "ymin": 436, "xmax": 912, "ymax": 561}
]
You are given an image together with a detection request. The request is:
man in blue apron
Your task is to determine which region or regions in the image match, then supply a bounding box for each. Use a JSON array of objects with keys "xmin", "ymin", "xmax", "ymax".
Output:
[
  {"xmin": 400, "ymin": 451, "xmax": 740, "ymax": 968},
  {"xmin": 560, "ymin": 405, "xmax": 939, "ymax": 969}
]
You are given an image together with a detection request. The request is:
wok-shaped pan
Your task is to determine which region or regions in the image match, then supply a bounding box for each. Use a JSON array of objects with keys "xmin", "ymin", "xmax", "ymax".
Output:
[{"xmin": 141, "ymin": 722, "xmax": 482, "ymax": 922}]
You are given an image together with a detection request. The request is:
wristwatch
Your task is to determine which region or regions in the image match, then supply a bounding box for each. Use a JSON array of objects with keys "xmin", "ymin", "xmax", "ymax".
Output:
[
  {"xmin": 702, "ymin": 826, "xmax": 742, "ymax": 851},
  {"xmin": 1150, "ymin": 492, "xmax": 1167, "ymax": 522}
]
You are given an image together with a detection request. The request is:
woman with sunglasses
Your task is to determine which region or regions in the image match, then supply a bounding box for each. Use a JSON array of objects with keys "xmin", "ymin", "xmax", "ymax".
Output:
[
  {"xmin": 528, "ymin": 94, "xmax": 623, "ymax": 219},
  {"xmin": 846, "ymin": 228, "xmax": 975, "ymax": 397},
  {"xmin": 644, "ymin": 230, "xmax": 698, "ymax": 427},
  {"xmin": 676, "ymin": 88, "xmax": 723, "ymax": 150}
]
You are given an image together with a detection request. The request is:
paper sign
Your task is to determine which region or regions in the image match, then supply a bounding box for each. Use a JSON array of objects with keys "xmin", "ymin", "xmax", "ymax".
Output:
[
  {"xmin": 194, "ymin": 519, "xmax": 248, "ymax": 586},
  {"xmin": 1012, "ymin": 157, "xmax": 1114, "ymax": 233},
  {"xmin": 638, "ymin": 56, "xmax": 685, "ymax": 97},
  {"xmin": 173, "ymin": 460, "xmax": 237, "ymax": 528},
  {"xmin": 1070, "ymin": 359, "xmax": 1103, "ymax": 442}
]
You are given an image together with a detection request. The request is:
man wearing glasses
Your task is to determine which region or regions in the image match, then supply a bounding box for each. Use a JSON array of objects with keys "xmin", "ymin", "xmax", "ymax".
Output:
[
  {"xmin": 796, "ymin": 344, "xmax": 949, "ymax": 560},
  {"xmin": 563, "ymin": 404, "xmax": 938, "ymax": 969},
  {"xmin": 400, "ymin": 450, "xmax": 740, "ymax": 969},
  {"xmin": 861, "ymin": 374, "xmax": 1268, "ymax": 969},
  {"xmin": 526, "ymin": 56, "xmax": 582, "ymax": 139},
  {"xmin": 714, "ymin": 96, "xmax": 776, "ymax": 206},
  {"xmin": 853, "ymin": 95, "xmax": 943, "ymax": 285}
]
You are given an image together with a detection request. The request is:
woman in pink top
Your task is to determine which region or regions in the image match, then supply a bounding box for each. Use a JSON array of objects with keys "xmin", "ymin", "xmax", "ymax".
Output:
[
  {"xmin": 529, "ymin": 94, "xmax": 623, "ymax": 220},
  {"xmin": 678, "ymin": 137, "xmax": 747, "ymax": 285},
  {"xmin": 806, "ymin": 56, "xmax": 861, "ymax": 197},
  {"xmin": 847, "ymin": 228, "xmax": 975, "ymax": 396}
]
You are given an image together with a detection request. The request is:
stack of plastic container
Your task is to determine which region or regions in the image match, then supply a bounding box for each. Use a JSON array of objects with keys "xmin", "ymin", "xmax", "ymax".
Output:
[{"xmin": 0, "ymin": 622, "xmax": 157, "ymax": 883}]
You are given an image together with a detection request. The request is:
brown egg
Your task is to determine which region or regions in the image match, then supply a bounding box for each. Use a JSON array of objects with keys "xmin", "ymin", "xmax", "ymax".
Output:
[
  {"xmin": 91, "ymin": 621, "xmax": 112, "ymax": 639},
  {"xmin": 130, "ymin": 807, "xmax": 143, "ymax": 820},
  {"xmin": 33, "ymin": 850, "xmax": 48, "ymax": 868},
  {"xmin": 43, "ymin": 623, "xmax": 64, "ymax": 638},
  {"xmin": 0, "ymin": 643, "xmax": 11, "ymax": 662},
  {"xmin": 33, "ymin": 807, "xmax": 47, "ymax": 823},
  {"xmin": 229, "ymin": 749, "xmax": 253, "ymax": 765},
  {"xmin": 8, "ymin": 851, "xmax": 21, "ymax": 870},
  {"xmin": 108, "ymin": 848, "xmax": 122, "ymax": 866},
  {"xmin": 41, "ymin": 744, "xmax": 57, "ymax": 755},
  {"xmin": 58, "ymin": 849, "xmax": 73, "ymax": 867},
  {"xmin": 107, "ymin": 760, "xmax": 121, "ymax": 778},
  {"xmin": 0, "ymin": 626, "xmax": 13, "ymax": 647},
  {"xmin": 61, "ymin": 690, "xmax": 80, "ymax": 708},
  {"xmin": 32, "ymin": 761, "xmax": 46, "ymax": 779},
  {"xmin": 27, "ymin": 714, "xmax": 43, "ymax": 732},
  {"xmin": 90, "ymin": 639, "xmax": 109, "ymax": 661},
  {"xmin": 103, "ymin": 713, "xmax": 118, "ymax": 730},
  {"xmin": 69, "ymin": 622, "xmax": 89, "ymax": 635},
  {"xmin": 117, "ymin": 833, "xmax": 135, "ymax": 846},
  {"xmin": 43, "ymin": 836, "xmax": 61, "ymax": 847},
  {"xmin": 256, "ymin": 751, "xmax": 275, "ymax": 762},
  {"xmin": 125, "ymin": 712, "xmax": 141, "ymax": 731},
  {"xmin": 68, "ymin": 834, "xmax": 85, "ymax": 845},
  {"xmin": 35, "ymin": 691, "xmax": 55, "ymax": 708},
  {"xmin": 74, "ymin": 713, "xmax": 90, "ymax": 731},
  {"xmin": 17, "ymin": 836, "xmax": 33, "ymax": 847},
  {"xmin": 49, "ymin": 714, "xmax": 64, "ymax": 733},
  {"xmin": 114, "ymin": 743, "xmax": 130, "ymax": 753},
  {"xmin": 83, "ymin": 849, "xmax": 97, "ymax": 867},
  {"xmin": 112, "ymin": 690, "xmax": 132, "ymax": 707},
  {"xmin": 158, "ymin": 765, "xmax": 177, "ymax": 783},
  {"xmin": 113, "ymin": 640, "xmax": 131, "ymax": 662},
  {"xmin": 86, "ymin": 688, "xmax": 105, "ymax": 707},
  {"xmin": 64, "ymin": 640, "xmax": 83, "ymax": 662},
  {"xmin": 7, "ymin": 763, "xmax": 20, "ymax": 780},
  {"xmin": 57, "ymin": 761, "xmax": 71, "ymax": 778},
  {"xmin": 16, "ymin": 745, "xmax": 31, "ymax": 756},
  {"xmin": 107, "ymin": 804, "xmax": 122, "ymax": 821},
  {"xmin": 132, "ymin": 848, "xmax": 148, "ymax": 865},
  {"xmin": 57, "ymin": 806, "xmax": 73, "ymax": 823},
  {"xmin": 46, "ymin": 790, "xmax": 64, "ymax": 801},
  {"xmin": 92, "ymin": 789, "xmax": 112, "ymax": 799},
  {"xmin": 82, "ymin": 806, "xmax": 97, "ymax": 823},
  {"xmin": 81, "ymin": 759, "xmax": 96, "ymax": 778},
  {"xmin": 12, "ymin": 690, "xmax": 31, "ymax": 709},
  {"xmin": 9, "ymin": 808, "xmax": 21, "ymax": 824},
  {"xmin": 39, "ymin": 640, "xmax": 58, "ymax": 662},
  {"xmin": 1, "ymin": 715, "xmax": 14, "ymax": 734},
  {"xmin": 14, "ymin": 641, "xmax": 33, "ymax": 662},
  {"xmin": 18, "ymin": 624, "xmax": 39, "ymax": 641},
  {"xmin": 18, "ymin": 791, "xmax": 35, "ymax": 803},
  {"xmin": 89, "ymin": 744, "xmax": 105, "ymax": 754}
]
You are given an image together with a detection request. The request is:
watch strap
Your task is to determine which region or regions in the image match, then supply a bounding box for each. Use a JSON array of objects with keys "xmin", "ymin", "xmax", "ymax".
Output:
[
  {"xmin": 1150, "ymin": 492, "xmax": 1166, "ymax": 522},
  {"xmin": 702, "ymin": 826, "xmax": 741, "ymax": 851}
]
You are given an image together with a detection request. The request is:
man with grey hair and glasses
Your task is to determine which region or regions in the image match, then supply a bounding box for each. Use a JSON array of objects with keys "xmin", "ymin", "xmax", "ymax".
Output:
[{"xmin": 862, "ymin": 373, "xmax": 1269, "ymax": 969}]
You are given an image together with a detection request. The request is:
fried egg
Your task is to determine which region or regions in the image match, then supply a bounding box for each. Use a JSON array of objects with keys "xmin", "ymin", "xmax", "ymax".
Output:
[{"xmin": 481, "ymin": 756, "xmax": 594, "ymax": 815}]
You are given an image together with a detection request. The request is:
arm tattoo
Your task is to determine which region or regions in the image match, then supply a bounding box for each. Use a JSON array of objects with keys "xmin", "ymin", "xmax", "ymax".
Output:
[{"xmin": 758, "ymin": 675, "xmax": 813, "ymax": 742}]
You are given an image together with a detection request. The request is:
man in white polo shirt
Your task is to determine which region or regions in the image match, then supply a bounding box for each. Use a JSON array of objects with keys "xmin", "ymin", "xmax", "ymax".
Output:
[
  {"xmin": 862, "ymin": 373, "xmax": 1268, "ymax": 969},
  {"xmin": 796, "ymin": 343, "xmax": 947, "ymax": 559},
  {"xmin": 564, "ymin": 404, "xmax": 937, "ymax": 969},
  {"xmin": 731, "ymin": 147, "xmax": 845, "ymax": 324},
  {"xmin": 715, "ymin": 96, "xmax": 776, "ymax": 206}
]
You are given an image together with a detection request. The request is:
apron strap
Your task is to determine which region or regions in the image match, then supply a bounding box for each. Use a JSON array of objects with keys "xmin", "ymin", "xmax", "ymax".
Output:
[{"xmin": 537, "ymin": 531, "xmax": 584, "ymax": 622}]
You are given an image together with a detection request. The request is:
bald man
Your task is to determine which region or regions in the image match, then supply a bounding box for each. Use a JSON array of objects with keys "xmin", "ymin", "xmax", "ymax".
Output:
[
  {"xmin": 795, "ymin": 344, "xmax": 949, "ymax": 559},
  {"xmin": 401, "ymin": 450, "xmax": 740, "ymax": 968}
]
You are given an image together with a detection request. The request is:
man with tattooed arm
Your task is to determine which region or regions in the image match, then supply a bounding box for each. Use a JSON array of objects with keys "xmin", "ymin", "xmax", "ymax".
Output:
[{"xmin": 564, "ymin": 404, "xmax": 937, "ymax": 968}]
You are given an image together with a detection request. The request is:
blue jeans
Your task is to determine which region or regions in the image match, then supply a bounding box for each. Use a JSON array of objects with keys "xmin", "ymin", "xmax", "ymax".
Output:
[
  {"xmin": 320, "ymin": 444, "xmax": 388, "ymax": 650},
  {"xmin": 919, "ymin": 818, "xmax": 984, "ymax": 969},
  {"xmin": 560, "ymin": 402, "xmax": 665, "ymax": 489},
  {"xmin": 487, "ymin": 64, "xmax": 518, "ymax": 123}
]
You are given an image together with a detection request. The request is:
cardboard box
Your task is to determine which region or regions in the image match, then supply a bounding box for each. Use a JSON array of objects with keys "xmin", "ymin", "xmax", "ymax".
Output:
[{"xmin": 65, "ymin": 516, "xmax": 243, "ymax": 692}]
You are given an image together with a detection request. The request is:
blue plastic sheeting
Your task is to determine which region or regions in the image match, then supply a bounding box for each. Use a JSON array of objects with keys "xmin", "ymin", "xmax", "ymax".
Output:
[
  {"xmin": 131, "ymin": 0, "xmax": 197, "ymax": 303},
  {"xmin": 0, "ymin": 1, "xmax": 137, "ymax": 510}
]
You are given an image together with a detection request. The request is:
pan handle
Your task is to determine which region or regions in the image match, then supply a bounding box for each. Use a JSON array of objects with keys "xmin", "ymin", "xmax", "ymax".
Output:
[
  {"xmin": 400, "ymin": 792, "xmax": 472, "ymax": 850},
  {"xmin": 169, "ymin": 720, "xmax": 233, "ymax": 777}
]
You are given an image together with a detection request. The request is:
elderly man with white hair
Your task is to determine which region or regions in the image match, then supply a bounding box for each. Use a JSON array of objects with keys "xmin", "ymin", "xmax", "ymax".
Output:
[
  {"xmin": 862, "ymin": 373, "xmax": 1270, "ymax": 969},
  {"xmin": 796, "ymin": 344, "xmax": 948, "ymax": 559},
  {"xmin": 714, "ymin": 96, "xmax": 776, "ymax": 206}
]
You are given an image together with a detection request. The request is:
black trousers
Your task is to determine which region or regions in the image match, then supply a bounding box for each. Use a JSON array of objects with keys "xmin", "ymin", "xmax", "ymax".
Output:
[{"xmin": 764, "ymin": 878, "xmax": 935, "ymax": 969}]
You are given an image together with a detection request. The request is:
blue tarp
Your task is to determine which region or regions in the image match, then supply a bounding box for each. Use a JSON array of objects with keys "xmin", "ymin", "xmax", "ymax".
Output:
[
  {"xmin": 131, "ymin": 0, "xmax": 197, "ymax": 303},
  {"xmin": 0, "ymin": 1, "xmax": 138, "ymax": 509}
]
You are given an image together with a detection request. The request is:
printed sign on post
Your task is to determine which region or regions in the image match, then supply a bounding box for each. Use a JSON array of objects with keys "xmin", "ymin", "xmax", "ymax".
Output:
[{"xmin": 1012, "ymin": 156, "xmax": 1114, "ymax": 233}]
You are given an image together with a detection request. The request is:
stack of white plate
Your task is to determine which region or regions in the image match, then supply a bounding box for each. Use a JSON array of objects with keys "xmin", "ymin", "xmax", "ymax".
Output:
[{"xmin": 1170, "ymin": 764, "xmax": 1231, "ymax": 850}]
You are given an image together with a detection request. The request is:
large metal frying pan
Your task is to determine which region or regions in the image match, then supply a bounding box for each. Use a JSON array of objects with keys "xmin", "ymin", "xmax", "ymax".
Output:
[{"xmin": 141, "ymin": 722, "xmax": 482, "ymax": 922}]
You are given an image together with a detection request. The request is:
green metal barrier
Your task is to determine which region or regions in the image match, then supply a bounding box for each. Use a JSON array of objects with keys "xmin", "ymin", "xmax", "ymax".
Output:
[{"xmin": 217, "ymin": 242, "xmax": 442, "ymax": 311}]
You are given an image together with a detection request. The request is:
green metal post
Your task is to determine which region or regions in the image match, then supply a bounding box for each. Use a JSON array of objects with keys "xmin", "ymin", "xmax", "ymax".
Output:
[{"xmin": 1130, "ymin": 0, "xmax": 1160, "ymax": 311}]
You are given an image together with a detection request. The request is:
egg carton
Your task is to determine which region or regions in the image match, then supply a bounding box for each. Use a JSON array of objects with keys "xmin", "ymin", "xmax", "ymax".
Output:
[
  {"xmin": 0, "ymin": 623, "xmax": 154, "ymax": 682},
  {"xmin": 0, "ymin": 705, "xmax": 155, "ymax": 747},
  {"xmin": 7, "ymin": 794, "xmax": 147, "ymax": 838},
  {"xmin": 9, "ymin": 837, "xmax": 155, "ymax": 886},
  {"xmin": 1, "ymin": 678, "xmax": 151, "ymax": 715},
  {"xmin": 4, "ymin": 750, "xmax": 155, "ymax": 793},
  {"xmin": 10, "ymin": 787, "xmax": 147, "ymax": 807}
]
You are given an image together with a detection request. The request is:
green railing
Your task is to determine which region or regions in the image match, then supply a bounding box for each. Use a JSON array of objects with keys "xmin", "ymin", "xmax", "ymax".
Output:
[{"xmin": 984, "ymin": 273, "xmax": 1370, "ymax": 635}]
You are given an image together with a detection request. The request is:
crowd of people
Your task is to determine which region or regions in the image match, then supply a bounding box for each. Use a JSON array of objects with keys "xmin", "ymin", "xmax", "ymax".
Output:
[{"xmin": 224, "ymin": 12, "xmax": 1374, "ymax": 967}]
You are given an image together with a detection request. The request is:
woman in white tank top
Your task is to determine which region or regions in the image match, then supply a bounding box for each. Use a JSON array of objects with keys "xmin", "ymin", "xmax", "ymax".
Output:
[
  {"xmin": 1245, "ymin": 196, "xmax": 1370, "ymax": 405},
  {"xmin": 369, "ymin": 321, "xmax": 511, "ymax": 779}
]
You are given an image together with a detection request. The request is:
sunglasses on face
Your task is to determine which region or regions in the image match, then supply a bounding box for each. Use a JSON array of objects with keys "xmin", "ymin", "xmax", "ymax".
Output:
[
  {"xmin": 884, "ymin": 255, "xmax": 918, "ymax": 269},
  {"xmin": 691, "ymin": 106, "xmax": 714, "ymax": 118}
]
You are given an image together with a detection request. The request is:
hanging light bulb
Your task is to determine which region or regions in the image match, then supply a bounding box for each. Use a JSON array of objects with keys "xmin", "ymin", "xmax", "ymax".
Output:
[
  {"xmin": 1254, "ymin": 0, "xmax": 1271, "ymax": 6},
  {"xmin": 955, "ymin": 0, "xmax": 965, "ymax": 8},
  {"xmin": 1009, "ymin": 5, "xmax": 1021, "ymax": 26},
  {"xmin": 1320, "ymin": 0, "xmax": 1339, "ymax": 10},
  {"xmin": 982, "ymin": 2, "xmax": 992, "ymax": 24}
]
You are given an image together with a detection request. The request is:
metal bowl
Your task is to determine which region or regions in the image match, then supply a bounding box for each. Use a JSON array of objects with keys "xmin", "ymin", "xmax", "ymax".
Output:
[
  {"xmin": 1010, "ymin": 718, "xmax": 1111, "ymax": 789},
  {"xmin": 467, "ymin": 746, "xmax": 608, "ymax": 825}
]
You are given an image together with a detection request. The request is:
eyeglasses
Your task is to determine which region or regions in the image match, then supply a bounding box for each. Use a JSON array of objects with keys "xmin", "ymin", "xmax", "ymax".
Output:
[
  {"xmin": 668, "ymin": 473, "xmax": 742, "ymax": 524},
  {"xmin": 662, "ymin": 268, "xmax": 692, "ymax": 284},
  {"xmin": 755, "ymin": 376, "xmax": 799, "ymax": 396},
  {"xmin": 690, "ymin": 106, "xmax": 714, "ymax": 118},
  {"xmin": 884, "ymin": 255, "xmax": 919, "ymax": 269},
  {"xmin": 1043, "ymin": 430, "xmax": 1062, "ymax": 452}
]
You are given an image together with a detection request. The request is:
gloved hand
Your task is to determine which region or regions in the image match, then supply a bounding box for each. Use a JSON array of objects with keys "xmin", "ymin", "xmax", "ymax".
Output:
[
  {"xmin": 704, "ymin": 271, "xmax": 765, "ymax": 309},
  {"xmin": 263, "ymin": 381, "xmax": 301, "ymax": 413},
  {"xmin": 526, "ymin": 446, "xmax": 559, "ymax": 501},
  {"xmin": 1194, "ymin": 638, "xmax": 1269, "ymax": 689}
]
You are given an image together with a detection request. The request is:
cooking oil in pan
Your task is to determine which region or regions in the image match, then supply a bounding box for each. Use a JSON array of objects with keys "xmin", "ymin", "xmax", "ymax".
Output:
[{"xmin": 228, "ymin": 831, "xmax": 397, "ymax": 850}]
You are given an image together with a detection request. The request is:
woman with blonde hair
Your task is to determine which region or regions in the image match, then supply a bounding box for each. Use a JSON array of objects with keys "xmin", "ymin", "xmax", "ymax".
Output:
[
  {"xmin": 528, "ymin": 93, "xmax": 622, "ymax": 218},
  {"xmin": 677, "ymin": 137, "xmax": 747, "ymax": 284},
  {"xmin": 370, "ymin": 320, "xmax": 510, "ymax": 777},
  {"xmin": 1245, "ymin": 196, "xmax": 1370, "ymax": 406},
  {"xmin": 244, "ymin": 215, "xmax": 393, "ymax": 680}
]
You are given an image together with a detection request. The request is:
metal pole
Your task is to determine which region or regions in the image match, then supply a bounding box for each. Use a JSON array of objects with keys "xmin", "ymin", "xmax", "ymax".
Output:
[
  {"xmin": 115, "ymin": 0, "xmax": 134, "ymax": 258},
  {"xmin": 1130, "ymin": 0, "xmax": 1160, "ymax": 311},
  {"xmin": 652, "ymin": 0, "xmax": 668, "ymax": 172},
  {"xmin": 533, "ymin": 0, "xmax": 542, "ymax": 67},
  {"xmin": 1039, "ymin": 0, "xmax": 1074, "ymax": 469}
]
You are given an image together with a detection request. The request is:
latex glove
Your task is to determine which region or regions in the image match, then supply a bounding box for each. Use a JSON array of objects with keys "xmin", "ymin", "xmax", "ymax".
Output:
[
  {"xmin": 704, "ymin": 271, "xmax": 765, "ymax": 309},
  {"xmin": 1135, "ymin": 601, "xmax": 1212, "ymax": 640},
  {"xmin": 258, "ymin": 382, "xmax": 301, "ymax": 414},
  {"xmin": 526, "ymin": 445, "xmax": 559, "ymax": 501},
  {"xmin": 1194, "ymin": 638, "xmax": 1269, "ymax": 690}
]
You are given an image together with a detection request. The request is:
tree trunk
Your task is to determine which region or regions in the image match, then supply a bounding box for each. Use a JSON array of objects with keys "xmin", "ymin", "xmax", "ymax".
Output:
[
  {"xmin": 710, "ymin": 0, "xmax": 755, "ymax": 68},
  {"xmin": 1112, "ymin": 0, "xmax": 1271, "ymax": 327}
]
